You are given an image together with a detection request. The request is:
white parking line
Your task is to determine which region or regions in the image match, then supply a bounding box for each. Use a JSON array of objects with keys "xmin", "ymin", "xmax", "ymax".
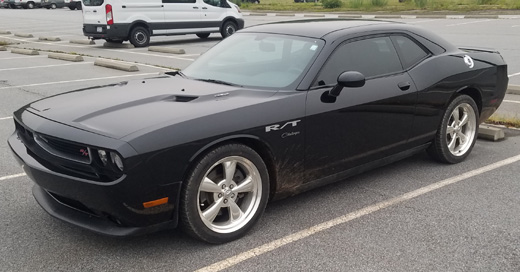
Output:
[
  {"xmin": 0, "ymin": 56, "xmax": 48, "ymax": 60},
  {"xmin": 195, "ymin": 154, "xmax": 520, "ymax": 272},
  {"xmin": 446, "ymin": 19, "xmax": 493, "ymax": 26},
  {"xmin": 0, "ymin": 116, "xmax": 13, "ymax": 121},
  {"xmin": 503, "ymin": 100, "xmax": 520, "ymax": 104},
  {"xmin": 0, "ymin": 173, "xmax": 26, "ymax": 182},
  {"xmin": 0, "ymin": 62, "xmax": 94, "ymax": 72},
  {"xmin": 509, "ymin": 72, "xmax": 520, "ymax": 78},
  {"xmin": 107, "ymin": 49, "xmax": 197, "ymax": 61},
  {"xmin": 0, "ymin": 73, "xmax": 158, "ymax": 90}
]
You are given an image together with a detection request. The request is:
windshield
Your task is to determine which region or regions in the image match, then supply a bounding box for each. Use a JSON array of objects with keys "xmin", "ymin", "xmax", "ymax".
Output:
[{"xmin": 182, "ymin": 33, "xmax": 324, "ymax": 89}]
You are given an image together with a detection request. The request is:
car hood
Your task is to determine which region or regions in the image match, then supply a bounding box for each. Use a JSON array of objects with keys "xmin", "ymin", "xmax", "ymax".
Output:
[{"xmin": 25, "ymin": 76, "xmax": 279, "ymax": 140}]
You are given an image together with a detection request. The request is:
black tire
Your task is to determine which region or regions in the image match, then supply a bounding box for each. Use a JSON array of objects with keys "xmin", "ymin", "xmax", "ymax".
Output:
[
  {"xmin": 51, "ymin": 3, "xmax": 56, "ymax": 9},
  {"xmin": 179, "ymin": 143, "xmax": 269, "ymax": 244},
  {"xmin": 427, "ymin": 94, "xmax": 479, "ymax": 164},
  {"xmin": 220, "ymin": 20, "xmax": 238, "ymax": 39},
  {"xmin": 76, "ymin": 2, "xmax": 81, "ymax": 10},
  {"xmin": 129, "ymin": 26, "xmax": 150, "ymax": 47},
  {"xmin": 26, "ymin": 2, "xmax": 34, "ymax": 9},
  {"xmin": 69, "ymin": 6, "xmax": 76, "ymax": 10},
  {"xmin": 196, "ymin": 33, "xmax": 210, "ymax": 39}
]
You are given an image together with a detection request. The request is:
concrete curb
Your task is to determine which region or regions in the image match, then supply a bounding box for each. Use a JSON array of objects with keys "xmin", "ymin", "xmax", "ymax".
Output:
[
  {"xmin": 0, "ymin": 30, "xmax": 11, "ymax": 35},
  {"xmin": 304, "ymin": 14, "xmax": 325, "ymax": 18},
  {"xmin": 70, "ymin": 39, "xmax": 95, "ymax": 45},
  {"xmin": 374, "ymin": 15, "xmax": 402, "ymax": 19},
  {"xmin": 148, "ymin": 46, "xmax": 185, "ymax": 54},
  {"xmin": 48, "ymin": 53, "xmax": 84, "ymax": 62},
  {"xmin": 338, "ymin": 15, "xmax": 363, "ymax": 19},
  {"xmin": 103, "ymin": 42, "xmax": 135, "ymax": 48},
  {"xmin": 14, "ymin": 33, "xmax": 34, "ymax": 38},
  {"xmin": 11, "ymin": 48, "xmax": 39, "ymax": 55},
  {"xmin": 39, "ymin": 36, "xmax": 61, "ymax": 42},
  {"xmin": 94, "ymin": 58, "xmax": 139, "ymax": 72},
  {"xmin": 506, "ymin": 85, "xmax": 520, "ymax": 95},
  {"xmin": 478, "ymin": 125, "xmax": 505, "ymax": 141},
  {"xmin": 276, "ymin": 13, "xmax": 295, "ymax": 17},
  {"xmin": 0, "ymin": 46, "xmax": 6, "ymax": 51}
]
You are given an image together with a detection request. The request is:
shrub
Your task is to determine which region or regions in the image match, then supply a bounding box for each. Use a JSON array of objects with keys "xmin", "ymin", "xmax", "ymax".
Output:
[
  {"xmin": 322, "ymin": 0, "xmax": 343, "ymax": 8},
  {"xmin": 414, "ymin": 0, "xmax": 427, "ymax": 8}
]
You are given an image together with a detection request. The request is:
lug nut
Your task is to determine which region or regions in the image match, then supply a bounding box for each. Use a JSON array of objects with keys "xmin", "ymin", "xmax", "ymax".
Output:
[
  {"xmin": 222, "ymin": 184, "xmax": 226, "ymax": 189},
  {"xmin": 231, "ymin": 193, "xmax": 235, "ymax": 198},
  {"xmin": 218, "ymin": 193, "xmax": 223, "ymax": 198},
  {"xmin": 224, "ymin": 199, "xmax": 228, "ymax": 204},
  {"xmin": 229, "ymin": 185, "xmax": 234, "ymax": 189}
]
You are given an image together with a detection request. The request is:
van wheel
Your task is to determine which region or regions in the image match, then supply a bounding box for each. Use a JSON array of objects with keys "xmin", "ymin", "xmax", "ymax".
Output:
[
  {"xmin": 220, "ymin": 21, "xmax": 237, "ymax": 39},
  {"xmin": 129, "ymin": 26, "xmax": 150, "ymax": 47},
  {"xmin": 76, "ymin": 2, "xmax": 82, "ymax": 10},
  {"xmin": 196, "ymin": 33, "xmax": 210, "ymax": 39},
  {"xmin": 26, "ymin": 1, "xmax": 34, "ymax": 9},
  {"xmin": 51, "ymin": 3, "xmax": 57, "ymax": 9},
  {"xmin": 69, "ymin": 6, "xmax": 76, "ymax": 10}
]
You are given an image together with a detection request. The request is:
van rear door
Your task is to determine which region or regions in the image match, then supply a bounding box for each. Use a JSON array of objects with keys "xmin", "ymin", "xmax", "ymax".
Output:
[{"xmin": 82, "ymin": 0, "xmax": 107, "ymax": 25}]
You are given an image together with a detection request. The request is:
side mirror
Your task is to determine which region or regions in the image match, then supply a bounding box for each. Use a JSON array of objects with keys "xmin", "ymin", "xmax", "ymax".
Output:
[{"xmin": 329, "ymin": 71, "xmax": 366, "ymax": 97}]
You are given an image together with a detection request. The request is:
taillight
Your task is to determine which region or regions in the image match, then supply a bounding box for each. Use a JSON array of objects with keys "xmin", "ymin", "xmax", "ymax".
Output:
[{"xmin": 106, "ymin": 4, "xmax": 113, "ymax": 25}]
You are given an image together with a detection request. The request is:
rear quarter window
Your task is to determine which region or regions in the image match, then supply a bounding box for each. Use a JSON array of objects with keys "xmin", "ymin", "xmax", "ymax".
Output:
[{"xmin": 82, "ymin": 0, "xmax": 104, "ymax": 6}]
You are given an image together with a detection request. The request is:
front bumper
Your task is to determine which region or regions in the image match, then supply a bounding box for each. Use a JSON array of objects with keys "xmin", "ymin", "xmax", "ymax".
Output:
[{"xmin": 8, "ymin": 115, "xmax": 182, "ymax": 236}]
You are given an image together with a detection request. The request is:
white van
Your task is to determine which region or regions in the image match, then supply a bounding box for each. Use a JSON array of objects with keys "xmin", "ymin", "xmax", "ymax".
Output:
[{"xmin": 81, "ymin": 0, "xmax": 244, "ymax": 47}]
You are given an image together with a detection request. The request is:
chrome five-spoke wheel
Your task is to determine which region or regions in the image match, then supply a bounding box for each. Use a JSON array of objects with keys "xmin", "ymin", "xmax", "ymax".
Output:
[
  {"xmin": 446, "ymin": 103, "xmax": 477, "ymax": 156},
  {"xmin": 180, "ymin": 144, "xmax": 269, "ymax": 243}
]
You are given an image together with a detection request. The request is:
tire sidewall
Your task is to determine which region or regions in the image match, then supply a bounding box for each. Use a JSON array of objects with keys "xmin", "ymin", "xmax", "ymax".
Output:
[
  {"xmin": 221, "ymin": 21, "xmax": 237, "ymax": 38},
  {"xmin": 180, "ymin": 144, "xmax": 269, "ymax": 244},
  {"xmin": 436, "ymin": 95, "xmax": 479, "ymax": 163}
]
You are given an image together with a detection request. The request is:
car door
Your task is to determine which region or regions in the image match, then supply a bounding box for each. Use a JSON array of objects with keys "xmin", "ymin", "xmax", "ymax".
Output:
[{"xmin": 304, "ymin": 35, "xmax": 418, "ymax": 181}]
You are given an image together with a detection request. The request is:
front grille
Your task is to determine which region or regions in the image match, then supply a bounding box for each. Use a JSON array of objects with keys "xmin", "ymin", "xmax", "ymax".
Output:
[{"xmin": 34, "ymin": 133, "xmax": 91, "ymax": 164}]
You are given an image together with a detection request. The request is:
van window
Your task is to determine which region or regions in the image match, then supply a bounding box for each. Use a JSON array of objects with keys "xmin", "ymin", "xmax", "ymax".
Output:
[
  {"xmin": 82, "ymin": 0, "xmax": 104, "ymax": 6},
  {"xmin": 203, "ymin": 0, "xmax": 229, "ymax": 7}
]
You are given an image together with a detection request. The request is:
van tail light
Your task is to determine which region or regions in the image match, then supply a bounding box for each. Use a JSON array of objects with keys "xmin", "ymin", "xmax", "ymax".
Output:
[{"xmin": 106, "ymin": 4, "xmax": 113, "ymax": 25}]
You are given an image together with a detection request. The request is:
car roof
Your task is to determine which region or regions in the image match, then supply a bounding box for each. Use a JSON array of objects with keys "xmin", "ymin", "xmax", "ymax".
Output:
[{"xmin": 241, "ymin": 19, "xmax": 401, "ymax": 39}]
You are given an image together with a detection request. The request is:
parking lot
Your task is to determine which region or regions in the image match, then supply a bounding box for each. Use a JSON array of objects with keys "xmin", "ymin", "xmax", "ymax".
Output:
[{"xmin": 1, "ymin": 8, "xmax": 520, "ymax": 272}]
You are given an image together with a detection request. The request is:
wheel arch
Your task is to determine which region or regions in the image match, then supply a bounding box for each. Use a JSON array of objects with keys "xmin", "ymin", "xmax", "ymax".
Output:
[
  {"xmin": 220, "ymin": 16, "xmax": 239, "ymax": 30},
  {"xmin": 128, "ymin": 21, "xmax": 151, "ymax": 38},
  {"xmin": 455, "ymin": 87, "xmax": 482, "ymax": 114},
  {"xmin": 186, "ymin": 135, "xmax": 278, "ymax": 200}
]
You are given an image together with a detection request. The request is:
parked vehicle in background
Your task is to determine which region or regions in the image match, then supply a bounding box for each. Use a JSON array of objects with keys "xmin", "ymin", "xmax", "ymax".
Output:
[
  {"xmin": 82, "ymin": 0, "xmax": 244, "ymax": 47},
  {"xmin": 42, "ymin": 0, "xmax": 65, "ymax": 9},
  {"xmin": 66, "ymin": 0, "xmax": 80, "ymax": 9},
  {"xmin": 0, "ymin": 0, "xmax": 9, "ymax": 8},
  {"xmin": 7, "ymin": 0, "xmax": 42, "ymax": 9}
]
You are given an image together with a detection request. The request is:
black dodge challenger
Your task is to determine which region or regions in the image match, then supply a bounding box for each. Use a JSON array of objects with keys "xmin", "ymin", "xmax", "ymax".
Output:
[{"xmin": 9, "ymin": 20, "xmax": 508, "ymax": 243}]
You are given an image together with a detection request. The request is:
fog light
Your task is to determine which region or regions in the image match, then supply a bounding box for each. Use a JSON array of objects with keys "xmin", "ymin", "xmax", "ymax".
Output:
[
  {"xmin": 98, "ymin": 150, "xmax": 108, "ymax": 166},
  {"xmin": 110, "ymin": 152, "xmax": 124, "ymax": 171}
]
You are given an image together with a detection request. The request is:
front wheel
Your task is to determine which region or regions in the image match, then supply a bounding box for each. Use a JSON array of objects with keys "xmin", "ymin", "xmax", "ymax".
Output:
[
  {"xmin": 180, "ymin": 144, "xmax": 269, "ymax": 244},
  {"xmin": 220, "ymin": 21, "xmax": 238, "ymax": 39},
  {"xmin": 428, "ymin": 94, "xmax": 479, "ymax": 164},
  {"xmin": 51, "ymin": 3, "xmax": 56, "ymax": 9},
  {"xmin": 25, "ymin": 2, "xmax": 34, "ymax": 9},
  {"xmin": 196, "ymin": 33, "xmax": 210, "ymax": 39},
  {"xmin": 129, "ymin": 26, "xmax": 150, "ymax": 47},
  {"xmin": 68, "ymin": 6, "xmax": 76, "ymax": 10}
]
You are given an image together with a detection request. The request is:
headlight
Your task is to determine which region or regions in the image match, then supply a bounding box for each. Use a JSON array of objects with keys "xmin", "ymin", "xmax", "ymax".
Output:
[
  {"xmin": 110, "ymin": 152, "xmax": 124, "ymax": 171},
  {"xmin": 98, "ymin": 150, "xmax": 108, "ymax": 166}
]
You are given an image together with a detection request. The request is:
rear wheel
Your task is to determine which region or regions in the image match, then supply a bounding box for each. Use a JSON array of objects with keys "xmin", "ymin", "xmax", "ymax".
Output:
[
  {"xmin": 50, "ymin": 3, "xmax": 56, "ymax": 9},
  {"xmin": 129, "ymin": 26, "xmax": 150, "ymax": 47},
  {"xmin": 196, "ymin": 33, "xmax": 210, "ymax": 39},
  {"xmin": 220, "ymin": 21, "xmax": 237, "ymax": 39},
  {"xmin": 180, "ymin": 144, "xmax": 269, "ymax": 244},
  {"xmin": 76, "ymin": 2, "xmax": 81, "ymax": 10},
  {"xmin": 428, "ymin": 94, "xmax": 479, "ymax": 164},
  {"xmin": 69, "ymin": 6, "xmax": 76, "ymax": 10},
  {"xmin": 25, "ymin": 1, "xmax": 34, "ymax": 9}
]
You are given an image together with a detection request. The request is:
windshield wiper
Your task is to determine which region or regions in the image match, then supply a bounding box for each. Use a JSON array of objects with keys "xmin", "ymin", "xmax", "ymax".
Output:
[{"xmin": 198, "ymin": 78, "xmax": 243, "ymax": 87}]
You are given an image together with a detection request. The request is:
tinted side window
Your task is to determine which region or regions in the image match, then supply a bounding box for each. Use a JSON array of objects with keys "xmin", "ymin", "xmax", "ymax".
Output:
[
  {"xmin": 392, "ymin": 35, "xmax": 429, "ymax": 69},
  {"xmin": 314, "ymin": 37, "xmax": 402, "ymax": 86},
  {"xmin": 163, "ymin": 0, "xmax": 196, "ymax": 3},
  {"xmin": 82, "ymin": 0, "xmax": 103, "ymax": 6}
]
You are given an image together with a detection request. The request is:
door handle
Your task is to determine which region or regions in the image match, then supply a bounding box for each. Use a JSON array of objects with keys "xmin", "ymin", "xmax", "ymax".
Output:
[
  {"xmin": 202, "ymin": 7, "xmax": 207, "ymax": 9},
  {"xmin": 193, "ymin": 6, "xmax": 199, "ymax": 9},
  {"xmin": 398, "ymin": 81, "xmax": 411, "ymax": 91}
]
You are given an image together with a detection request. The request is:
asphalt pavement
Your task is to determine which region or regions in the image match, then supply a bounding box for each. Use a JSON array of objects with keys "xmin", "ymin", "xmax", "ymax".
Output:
[{"xmin": 0, "ymin": 8, "xmax": 519, "ymax": 272}]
